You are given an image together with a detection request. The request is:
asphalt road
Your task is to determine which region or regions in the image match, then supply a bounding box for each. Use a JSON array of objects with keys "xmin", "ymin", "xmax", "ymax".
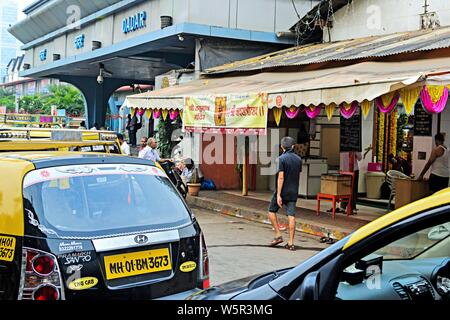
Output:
[{"xmin": 192, "ymin": 207, "xmax": 330, "ymax": 286}]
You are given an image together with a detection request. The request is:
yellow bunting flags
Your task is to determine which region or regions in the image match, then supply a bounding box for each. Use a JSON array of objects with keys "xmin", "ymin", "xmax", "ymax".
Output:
[
  {"xmin": 399, "ymin": 87, "xmax": 421, "ymax": 115},
  {"xmin": 130, "ymin": 107, "xmax": 136, "ymax": 117},
  {"xmin": 161, "ymin": 109, "xmax": 168, "ymax": 121},
  {"xmin": 381, "ymin": 91, "xmax": 397, "ymax": 107},
  {"xmin": 361, "ymin": 100, "xmax": 372, "ymax": 119},
  {"xmin": 273, "ymin": 107, "xmax": 282, "ymax": 126},
  {"xmin": 179, "ymin": 109, "xmax": 183, "ymax": 120},
  {"xmin": 426, "ymin": 85, "xmax": 446, "ymax": 103},
  {"xmin": 145, "ymin": 109, "xmax": 152, "ymax": 119},
  {"xmin": 325, "ymin": 103, "xmax": 336, "ymax": 121}
]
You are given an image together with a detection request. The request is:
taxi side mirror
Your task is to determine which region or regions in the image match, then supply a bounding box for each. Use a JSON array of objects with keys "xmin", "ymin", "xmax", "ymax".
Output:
[{"xmin": 297, "ymin": 271, "xmax": 320, "ymax": 300}]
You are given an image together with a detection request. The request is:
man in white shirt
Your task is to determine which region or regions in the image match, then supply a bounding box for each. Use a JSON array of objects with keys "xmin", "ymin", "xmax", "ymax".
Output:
[
  {"xmin": 139, "ymin": 137, "xmax": 172, "ymax": 163},
  {"xmin": 117, "ymin": 133, "xmax": 130, "ymax": 156}
]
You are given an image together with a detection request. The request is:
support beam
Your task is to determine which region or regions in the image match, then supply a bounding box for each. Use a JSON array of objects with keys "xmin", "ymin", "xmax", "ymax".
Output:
[{"xmin": 55, "ymin": 75, "xmax": 152, "ymax": 128}]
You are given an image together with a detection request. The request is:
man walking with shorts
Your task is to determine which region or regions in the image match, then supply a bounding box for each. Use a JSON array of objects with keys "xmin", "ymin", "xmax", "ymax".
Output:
[{"xmin": 268, "ymin": 136, "xmax": 302, "ymax": 251}]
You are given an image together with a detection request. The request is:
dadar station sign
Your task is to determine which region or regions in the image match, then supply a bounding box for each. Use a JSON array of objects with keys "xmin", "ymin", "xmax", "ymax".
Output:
[{"xmin": 122, "ymin": 11, "xmax": 147, "ymax": 34}]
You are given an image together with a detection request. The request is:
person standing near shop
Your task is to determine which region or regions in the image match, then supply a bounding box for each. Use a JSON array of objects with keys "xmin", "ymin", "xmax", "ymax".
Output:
[
  {"xmin": 268, "ymin": 136, "xmax": 302, "ymax": 251},
  {"xmin": 126, "ymin": 114, "xmax": 142, "ymax": 147},
  {"xmin": 418, "ymin": 133, "xmax": 449, "ymax": 192},
  {"xmin": 139, "ymin": 137, "xmax": 172, "ymax": 163}
]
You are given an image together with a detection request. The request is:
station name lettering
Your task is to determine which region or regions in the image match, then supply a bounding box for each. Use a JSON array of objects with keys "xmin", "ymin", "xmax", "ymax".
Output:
[{"xmin": 122, "ymin": 11, "xmax": 147, "ymax": 34}]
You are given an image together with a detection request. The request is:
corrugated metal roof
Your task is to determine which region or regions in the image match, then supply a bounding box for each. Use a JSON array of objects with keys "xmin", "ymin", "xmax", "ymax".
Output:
[
  {"xmin": 206, "ymin": 26, "xmax": 450, "ymax": 75},
  {"xmin": 124, "ymin": 57, "xmax": 450, "ymax": 108}
]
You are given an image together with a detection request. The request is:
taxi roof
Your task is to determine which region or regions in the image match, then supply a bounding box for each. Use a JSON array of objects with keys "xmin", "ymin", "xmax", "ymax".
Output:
[
  {"xmin": 0, "ymin": 139, "xmax": 117, "ymax": 151},
  {"xmin": 344, "ymin": 187, "xmax": 450, "ymax": 250},
  {"xmin": 0, "ymin": 152, "xmax": 156, "ymax": 169},
  {"xmin": 0, "ymin": 126, "xmax": 118, "ymax": 141}
]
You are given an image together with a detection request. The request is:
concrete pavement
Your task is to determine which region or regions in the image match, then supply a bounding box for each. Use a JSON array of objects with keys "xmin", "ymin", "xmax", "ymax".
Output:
[
  {"xmin": 192, "ymin": 207, "xmax": 329, "ymax": 285},
  {"xmin": 188, "ymin": 190, "xmax": 386, "ymax": 241}
]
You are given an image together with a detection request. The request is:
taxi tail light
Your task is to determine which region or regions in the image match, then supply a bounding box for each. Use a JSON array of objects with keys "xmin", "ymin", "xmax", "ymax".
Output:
[
  {"xmin": 198, "ymin": 232, "xmax": 210, "ymax": 289},
  {"xmin": 18, "ymin": 248, "xmax": 64, "ymax": 300}
]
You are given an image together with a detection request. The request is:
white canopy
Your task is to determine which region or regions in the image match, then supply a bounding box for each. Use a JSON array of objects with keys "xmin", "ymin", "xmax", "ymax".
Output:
[{"xmin": 122, "ymin": 57, "xmax": 450, "ymax": 110}]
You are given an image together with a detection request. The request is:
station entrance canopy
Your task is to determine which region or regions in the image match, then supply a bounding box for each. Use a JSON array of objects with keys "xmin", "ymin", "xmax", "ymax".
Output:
[{"xmin": 123, "ymin": 57, "xmax": 450, "ymax": 134}]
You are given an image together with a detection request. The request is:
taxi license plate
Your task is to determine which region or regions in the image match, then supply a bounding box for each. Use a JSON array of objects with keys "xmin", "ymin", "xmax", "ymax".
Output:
[{"xmin": 104, "ymin": 248, "xmax": 172, "ymax": 280}]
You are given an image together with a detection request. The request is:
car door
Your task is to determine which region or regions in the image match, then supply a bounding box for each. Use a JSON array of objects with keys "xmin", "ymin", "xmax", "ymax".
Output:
[{"xmin": 304, "ymin": 205, "xmax": 450, "ymax": 300}]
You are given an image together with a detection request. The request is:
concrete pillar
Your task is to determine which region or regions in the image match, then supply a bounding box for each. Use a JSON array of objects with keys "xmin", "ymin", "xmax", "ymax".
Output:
[{"xmin": 55, "ymin": 75, "xmax": 152, "ymax": 128}]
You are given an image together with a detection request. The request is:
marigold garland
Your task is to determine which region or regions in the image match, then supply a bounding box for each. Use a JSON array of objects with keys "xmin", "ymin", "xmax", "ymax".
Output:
[
  {"xmin": 377, "ymin": 112, "xmax": 385, "ymax": 162},
  {"xmin": 389, "ymin": 111, "xmax": 397, "ymax": 159}
]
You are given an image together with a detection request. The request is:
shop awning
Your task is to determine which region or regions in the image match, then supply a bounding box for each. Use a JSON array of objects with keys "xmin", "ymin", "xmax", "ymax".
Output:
[{"xmin": 122, "ymin": 57, "xmax": 450, "ymax": 109}]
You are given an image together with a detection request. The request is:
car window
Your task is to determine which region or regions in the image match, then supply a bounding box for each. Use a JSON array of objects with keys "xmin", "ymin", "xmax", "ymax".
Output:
[
  {"xmin": 367, "ymin": 223, "xmax": 450, "ymax": 260},
  {"xmin": 22, "ymin": 164, "xmax": 191, "ymax": 238}
]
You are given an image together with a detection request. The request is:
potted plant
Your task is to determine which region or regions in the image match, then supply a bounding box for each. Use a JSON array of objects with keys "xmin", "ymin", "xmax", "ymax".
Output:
[{"xmin": 187, "ymin": 168, "xmax": 201, "ymax": 196}]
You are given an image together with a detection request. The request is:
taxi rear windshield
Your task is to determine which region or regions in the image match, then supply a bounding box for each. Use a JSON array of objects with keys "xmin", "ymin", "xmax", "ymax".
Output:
[{"xmin": 22, "ymin": 164, "xmax": 191, "ymax": 238}]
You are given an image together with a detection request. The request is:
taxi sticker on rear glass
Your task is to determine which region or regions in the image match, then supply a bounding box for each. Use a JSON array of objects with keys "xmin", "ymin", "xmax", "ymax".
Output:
[
  {"xmin": 0, "ymin": 236, "xmax": 16, "ymax": 262},
  {"xmin": 180, "ymin": 261, "xmax": 197, "ymax": 273},
  {"xmin": 68, "ymin": 277, "xmax": 98, "ymax": 290}
]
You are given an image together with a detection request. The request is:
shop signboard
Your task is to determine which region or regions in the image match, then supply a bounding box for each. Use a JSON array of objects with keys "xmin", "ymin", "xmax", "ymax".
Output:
[
  {"xmin": 183, "ymin": 93, "xmax": 268, "ymax": 135},
  {"xmin": 340, "ymin": 109, "xmax": 362, "ymax": 152},
  {"xmin": 414, "ymin": 100, "xmax": 432, "ymax": 136}
]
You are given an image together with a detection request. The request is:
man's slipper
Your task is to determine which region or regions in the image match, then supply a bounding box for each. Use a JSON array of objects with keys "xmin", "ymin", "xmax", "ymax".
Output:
[
  {"xmin": 269, "ymin": 236, "xmax": 283, "ymax": 247},
  {"xmin": 284, "ymin": 243, "xmax": 295, "ymax": 251}
]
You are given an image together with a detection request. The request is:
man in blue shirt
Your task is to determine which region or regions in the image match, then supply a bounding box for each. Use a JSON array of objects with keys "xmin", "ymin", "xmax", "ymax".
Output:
[{"xmin": 268, "ymin": 136, "xmax": 302, "ymax": 251}]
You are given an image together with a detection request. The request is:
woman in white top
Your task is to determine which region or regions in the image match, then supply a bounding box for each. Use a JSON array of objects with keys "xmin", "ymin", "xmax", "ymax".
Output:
[{"xmin": 418, "ymin": 133, "xmax": 450, "ymax": 192}]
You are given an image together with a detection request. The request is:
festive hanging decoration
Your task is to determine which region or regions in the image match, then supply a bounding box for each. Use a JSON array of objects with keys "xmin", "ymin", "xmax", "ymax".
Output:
[
  {"xmin": 145, "ymin": 109, "xmax": 152, "ymax": 119},
  {"xmin": 339, "ymin": 101, "xmax": 358, "ymax": 119},
  {"xmin": 169, "ymin": 109, "xmax": 179, "ymax": 121},
  {"xmin": 361, "ymin": 100, "xmax": 372, "ymax": 119},
  {"xmin": 153, "ymin": 109, "xmax": 161, "ymax": 119},
  {"xmin": 375, "ymin": 91, "xmax": 400, "ymax": 113},
  {"xmin": 285, "ymin": 106, "xmax": 300, "ymax": 119},
  {"xmin": 399, "ymin": 87, "xmax": 421, "ymax": 115},
  {"xmin": 420, "ymin": 85, "xmax": 449, "ymax": 114},
  {"xmin": 161, "ymin": 109, "xmax": 169, "ymax": 121},
  {"xmin": 325, "ymin": 103, "xmax": 336, "ymax": 121},
  {"xmin": 305, "ymin": 104, "xmax": 322, "ymax": 119},
  {"xmin": 179, "ymin": 109, "xmax": 183, "ymax": 120},
  {"xmin": 272, "ymin": 107, "xmax": 282, "ymax": 126},
  {"xmin": 136, "ymin": 108, "xmax": 145, "ymax": 116},
  {"xmin": 389, "ymin": 110, "xmax": 397, "ymax": 158},
  {"xmin": 130, "ymin": 107, "xmax": 136, "ymax": 117},
  {"xmin": 377, "ymin": 112, "xmax": 385, "ymax": 163}
]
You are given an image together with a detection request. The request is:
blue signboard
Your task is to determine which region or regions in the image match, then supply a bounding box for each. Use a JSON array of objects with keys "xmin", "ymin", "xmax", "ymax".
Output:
[
  {"xmin": 74, "ymin": 34, "xmax": 85, "ymax": 49},
  {"xmin": 39, "ymin": 49, "xmax": 47, "ymax": 61},
  {"xmin": 122, "ymin": 11, "xmax": 147, "ymax": 34}
]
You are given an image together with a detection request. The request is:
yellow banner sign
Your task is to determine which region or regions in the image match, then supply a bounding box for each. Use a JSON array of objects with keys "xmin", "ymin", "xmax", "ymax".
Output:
[{"xmin": 183, "ymin": 93, "xmax": 268, "ymax": 135}]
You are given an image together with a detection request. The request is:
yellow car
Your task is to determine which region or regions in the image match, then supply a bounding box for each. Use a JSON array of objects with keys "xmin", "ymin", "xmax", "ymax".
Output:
[
  {"xmin": 0, "ymin": 127, "xmax": 122, "ymax": 154},
  {"xmin": 188, "ymin": 189, "xmax": 450, "ymax": 301},
  {"xmin": 0, "ymin": 152, "xmax": 209, "ymax": 300}
]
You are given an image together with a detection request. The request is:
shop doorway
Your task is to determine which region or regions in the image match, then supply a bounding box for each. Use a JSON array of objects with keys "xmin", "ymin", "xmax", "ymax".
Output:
[{"xmin": 375, "ymin": 103, "xmax": 415, "ymax": 175}]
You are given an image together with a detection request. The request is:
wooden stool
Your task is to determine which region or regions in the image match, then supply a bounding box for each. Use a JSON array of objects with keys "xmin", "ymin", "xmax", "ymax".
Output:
[{"xmin": 316, "ymin": 193, "xmax": 352, "ymax": 220}]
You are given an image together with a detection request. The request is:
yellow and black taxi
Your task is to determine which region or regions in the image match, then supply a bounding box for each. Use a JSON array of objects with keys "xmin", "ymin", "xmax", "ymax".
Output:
[
  {"xmin": 0, "ymin": 152, "xmax": 209, "ymax": 300},
  {"xmin": 0, "ymin": 127, "xmax": 122, "ymax": 154},
  {"xmin": 188, "ymin": 189, "xmax": 450, "ymax": 301}
]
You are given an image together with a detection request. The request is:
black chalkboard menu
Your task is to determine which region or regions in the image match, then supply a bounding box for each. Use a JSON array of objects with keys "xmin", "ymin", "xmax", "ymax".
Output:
[
  {"xmin": 414, "ymin": 100, "xmax": 432, "ymax": 136},
  {"xmin": 340, "ymin": 109, "xmax": 362, "ymax": 152}
]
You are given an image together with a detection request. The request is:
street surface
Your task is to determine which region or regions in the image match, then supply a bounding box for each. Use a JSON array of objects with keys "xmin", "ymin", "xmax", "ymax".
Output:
[{"xmin": 192, "ymin": 207, "xmax": 329, "ymax": 285}]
